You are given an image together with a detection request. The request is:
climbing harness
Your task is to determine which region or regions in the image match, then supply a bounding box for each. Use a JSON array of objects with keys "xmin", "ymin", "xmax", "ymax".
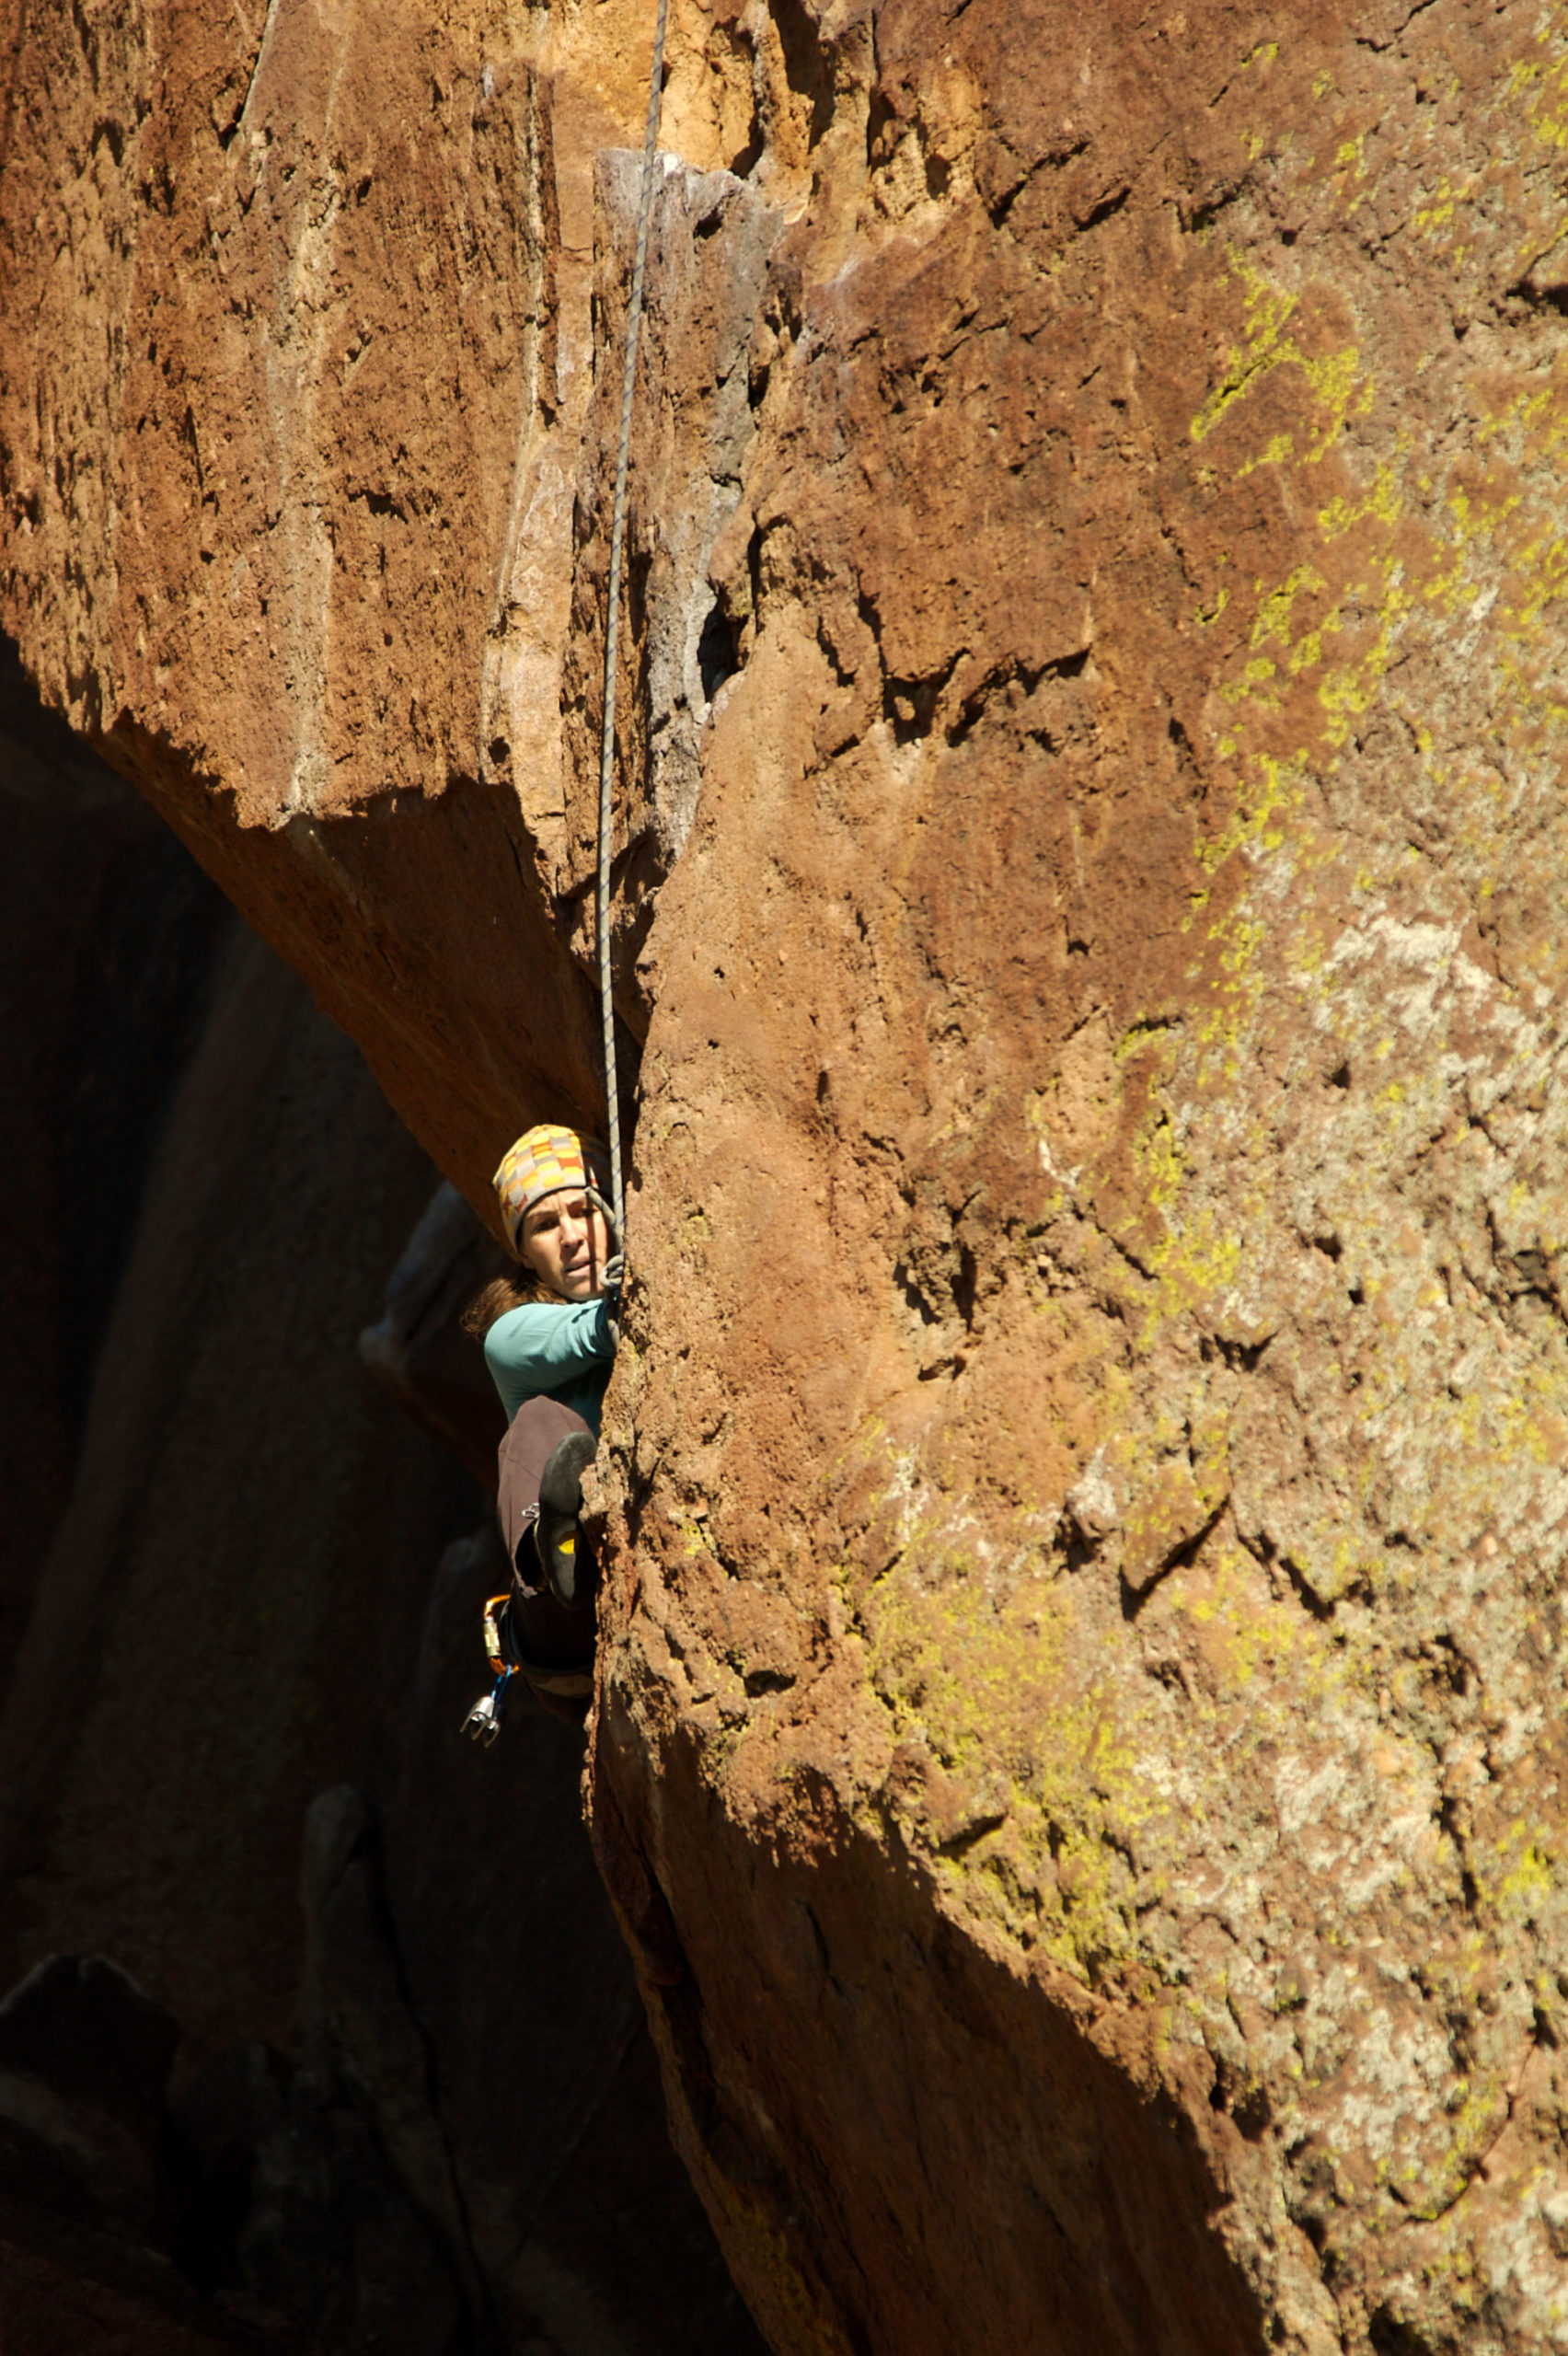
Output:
[
  {"xmin": 462, "ymin": 1596, "xmax": 522, "ymax": 1748},
  {"xmin": 461, "ymin": 1590, "xmax": 593, "ymax": 1746},
  {"xmin": 595, "ymin": 0, "xmax": 670, "ymax": 1248}
]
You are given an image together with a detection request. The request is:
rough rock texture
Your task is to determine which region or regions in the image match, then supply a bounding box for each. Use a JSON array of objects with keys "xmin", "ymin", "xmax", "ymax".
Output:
[
  {"xmin": 0, "ymin": 687, "xmax": 761, "ymax": 2350},
  {"xmin": 9, "ymin": 0, "xmax": 1568, "ymax": 2350}
]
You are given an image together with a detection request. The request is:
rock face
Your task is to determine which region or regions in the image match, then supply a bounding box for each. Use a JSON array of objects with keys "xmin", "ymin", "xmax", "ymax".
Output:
[{"xmin": 9, "ymin": 0, "xmax": 1568, "ymax": 2350}]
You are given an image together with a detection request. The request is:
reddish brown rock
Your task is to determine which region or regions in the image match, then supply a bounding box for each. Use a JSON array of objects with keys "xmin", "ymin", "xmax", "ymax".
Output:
[{"xmin": 10, "ymin": 0, "xmax": 1568, "ymax": 2350}]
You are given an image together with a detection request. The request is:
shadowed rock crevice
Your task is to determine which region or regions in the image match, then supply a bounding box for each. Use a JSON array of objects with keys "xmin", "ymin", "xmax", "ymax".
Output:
[
  {"xmin": 0, "ymin": 630, "xmax": 234, "ymax": 1714},
  {"xmin": 0, "ymin": 673, "xmax": 764, "ymax": 2350}
]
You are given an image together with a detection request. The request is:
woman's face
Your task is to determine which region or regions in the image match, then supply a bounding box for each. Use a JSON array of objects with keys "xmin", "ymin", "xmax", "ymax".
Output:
[{"xmin": 520, "ymin": 1187, "xmax": 610, "ymax": 1300}]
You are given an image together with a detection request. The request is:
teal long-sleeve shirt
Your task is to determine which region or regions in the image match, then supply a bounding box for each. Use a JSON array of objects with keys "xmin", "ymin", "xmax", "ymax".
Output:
[{"xmin": 483, "ymin": 1294, "xmax": 617, "ymax": 1434}]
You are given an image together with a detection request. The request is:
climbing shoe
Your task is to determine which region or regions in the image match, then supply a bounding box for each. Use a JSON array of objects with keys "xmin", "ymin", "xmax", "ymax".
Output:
[{"xmin": 536, "ymin": 1430, "xmax": 598, "ymax": 1610}]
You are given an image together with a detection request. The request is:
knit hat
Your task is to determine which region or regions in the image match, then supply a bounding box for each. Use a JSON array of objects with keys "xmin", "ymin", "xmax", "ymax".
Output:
[{"xmin": 492, "ymin": 1125, "xmax": 610, "ymax": 1258}]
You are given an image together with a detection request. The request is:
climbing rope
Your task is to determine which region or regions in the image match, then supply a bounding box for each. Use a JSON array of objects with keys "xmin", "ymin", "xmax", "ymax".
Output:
[
  {"xmin": 464, "ymin": 51, "xmax": 667, "ymax": 1751},
  {"xmin": 596, "ymin": 0, "xmax": 671, "ymax": 1253}
]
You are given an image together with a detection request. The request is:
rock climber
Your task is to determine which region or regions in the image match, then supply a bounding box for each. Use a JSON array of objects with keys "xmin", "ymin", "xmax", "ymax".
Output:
[{"xmin": 459, "ymin": 1123, "xmax": 619, "ymax": 1736}]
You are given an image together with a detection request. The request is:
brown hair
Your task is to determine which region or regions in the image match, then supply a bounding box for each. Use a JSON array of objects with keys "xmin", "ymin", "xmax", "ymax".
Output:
[{"xmin": 460, "ymin": 1264, "xmax": 543, "ymax": 1339}]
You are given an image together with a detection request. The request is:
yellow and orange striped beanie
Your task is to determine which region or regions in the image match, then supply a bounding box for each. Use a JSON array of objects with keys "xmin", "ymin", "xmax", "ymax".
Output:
[{"xmin": 491, "ymin": 1124, "xmax": 610, "ymax": 1257}]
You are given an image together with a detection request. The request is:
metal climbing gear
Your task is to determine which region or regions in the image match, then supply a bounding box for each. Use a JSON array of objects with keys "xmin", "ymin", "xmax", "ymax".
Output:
[
  {"xmin": 460, "ymin": 1590, "xmax": 595, "ymax": 1740},
  {"xmin": 595, "ymin": 0, "xmax": 670, "ymax": 1253},
  {"xmin": 462, "ymin": 1595, "xmax": 520, "ymax": 1747}
]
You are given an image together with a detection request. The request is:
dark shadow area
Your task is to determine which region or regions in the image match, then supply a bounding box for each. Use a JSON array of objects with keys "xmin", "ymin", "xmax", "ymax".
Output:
[
  {"xmin": 0, "ymin": 632, "xmax": 232, "ymax": 1706},
  {"xmin": 0, "ymin": 639, "xmax": 764, "ymax": 2355}
]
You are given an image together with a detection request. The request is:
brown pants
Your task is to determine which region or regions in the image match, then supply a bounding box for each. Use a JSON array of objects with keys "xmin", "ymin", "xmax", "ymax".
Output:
[{"xmin": 496, "ymin": 1394, "xmax": 596, "ymax": 1722}]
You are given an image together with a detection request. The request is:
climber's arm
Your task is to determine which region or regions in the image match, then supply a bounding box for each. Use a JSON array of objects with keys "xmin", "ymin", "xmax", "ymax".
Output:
[{"xmin": 484, "ymin": 1296, "xmax": 617, "ymax": 1421}]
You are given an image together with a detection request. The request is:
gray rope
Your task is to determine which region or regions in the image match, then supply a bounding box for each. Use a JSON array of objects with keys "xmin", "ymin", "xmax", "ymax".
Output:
[{"xmin": 596, "ymin": 0, "xmax": 669, "ymax": 1253}]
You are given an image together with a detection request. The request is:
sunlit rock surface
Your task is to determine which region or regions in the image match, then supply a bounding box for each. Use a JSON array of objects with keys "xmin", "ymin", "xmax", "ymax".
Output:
[{"xmin": 7, "ymin": 0, "xmax": 1568, "ymax": 2348}]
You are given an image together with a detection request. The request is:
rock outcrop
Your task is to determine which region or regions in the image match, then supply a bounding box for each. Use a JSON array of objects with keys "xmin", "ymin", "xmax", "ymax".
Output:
[{"xmin": 8, "ymin": 0, "xmax": 1568, "ymax": 2350}]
